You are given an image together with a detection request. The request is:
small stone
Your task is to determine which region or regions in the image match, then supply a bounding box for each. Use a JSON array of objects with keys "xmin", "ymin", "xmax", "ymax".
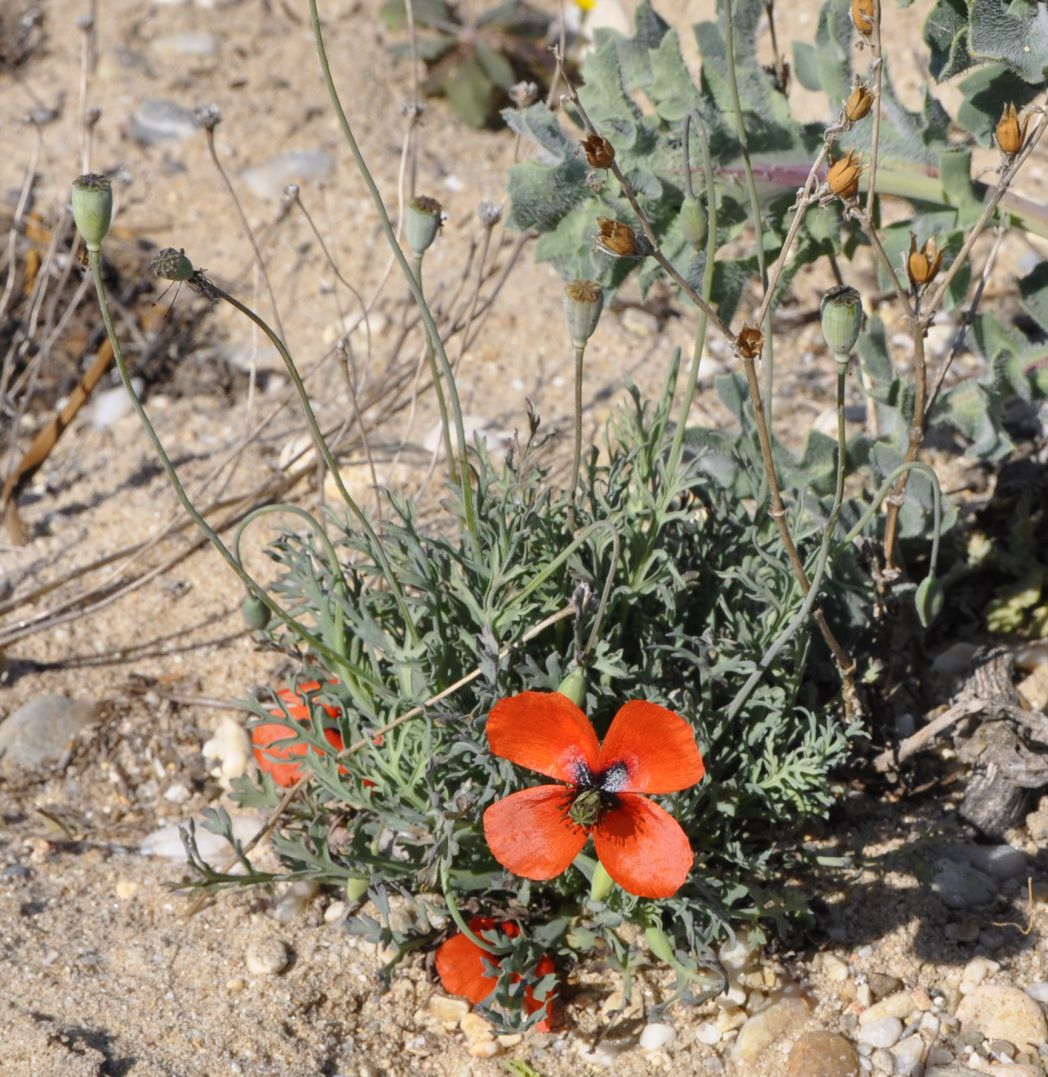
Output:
[
  {"xmin": 860, "ymin": 991, "xmax": 915, "ymax": 1025},
  {"xmin": 912, "ymin": 988, "xmax": 934, "ymax": 1011},
  {"xmin": 960, "ymin": 956, "xmax": 1001, "ymax": 993},
  {"xmin": 459, "ymin": 1012, "xmax": 494, "ymax": 1047},
  {"xmin": 245, "ymin": 937, "xmax": 291, "ymax": 976},
  {"xmin": 241, "ymin": 149, "xmax": 336, "ymax": 200},
  {"xmin": 956, "ymin": 985, "xmax": 1048, "ymax": 1050},
  {"xmin": 868, "ymin": 974, "xmax": 903, "ymax": 1001},
  {"xmin": 786, "ymin": 1030, "xmax": 860, "ymax": 1077},
  {"xmin": 639, "ymin": 1023, "xmax": 675, "ymax": 1051},
  {"xmin": 717, "ymin": 1007, "xmax": 747, "ymax": 1032},
  {"xmin": 890, "ymin": 1035, "xmax": 926, "ymax": 1076},
  {"xmin": 871, "ymin": 1047, "xmax": 894, "ymax": 1074},
  {"xmin": 201, "ymin": 717, "xmax": 251, "ymax": 784},
  {"xmin": 131, "ymin": 99, "xmax": 198, "ymax": 144},
  {"xmin": 272, "ymin": 881, "xmax": 318, "ymax": 923},
  {"xmin": 921, "ymin": 1012, "xmax": 941, "ymax": 1036},
  {"xmin": 467, "ymin": 1041, "xmax": 499, "ymax": 1058},
  {"xmin": 150, "ymin": 31, "xmax": 219, "ymax": 57},
  {"xmin": 960, "ymin": 844, "xmax": 1028, "ymax": 880},
  {"xmin": 1025, "ymin": 983, "xmax": 1048, "ymax": 1004},
  {"xmin": 933, "ymin": 859, "xmax": 998, "ymax": 909},
  {"xmin": 86, "ymin": 382, "xmax": 139, "ymax": 429},
  {"xmin": 497, "ymin": 1034, "xmax": 522, "ymax": 1048},
  {"xmin": 324, "ymin": 901, "xmax": 347, "ymax": 924},
  {"xmin": 986, "ymin": 1065, "xmax": 1046, "ymax": 1077},
  {"xmin": 822, "ymin": 954, "xmax": 850, "ymax": 982},
  {"xmin": 732, "ymin": 995, "xmax": 811, "ymax": 1064},
  {"xmin": 858, "ymin": 1017, "xmax": 903, "ymax": 1049},
  {"xmin": 114, "ymin": 879, "xmax": 139, "ymax": 900},
  {"xmin": 226, "ymin": 978, "xmax": 246, "ymax": 991},
  {"xmin": 428, "ymin": 995, "xmax": 469, "ymax": 1026},
  {"xmin": 857, "ymin": 982, "xmax": 874, "ymax": 1008},
  {"xmin": 695, "ymin": 1022, "xmax": 722, "ymax": 1046},
  {"xmin": 925, "ymin": 1067, "xmax": 985, "ymax": 1077},
  {"xmin": 0, "ymin": 695, "xmax": 96, "ymax": 773}
]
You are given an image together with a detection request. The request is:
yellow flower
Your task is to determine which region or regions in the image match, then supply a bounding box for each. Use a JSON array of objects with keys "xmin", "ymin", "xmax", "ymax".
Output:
[{"xmin": 576, "ymin": 0, "xmax": 597, "ymax": 10}]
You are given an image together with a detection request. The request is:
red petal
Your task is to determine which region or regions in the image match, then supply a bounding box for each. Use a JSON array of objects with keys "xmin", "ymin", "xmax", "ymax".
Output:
[
  {"xmin": 483, "ymin": 786, "xmax": 588, "ymax": 880},
  {"xmin": 486, "ymin": 692, "xmax": 599, "ymax": 781},
  {"xmin": 598, "ymin": 701, "xmax": 705, "ymax": 793},
  {"xmin": 592, "ymin": 793, "xmax": 694, "ymax": 898},
  {"xmin": 434, "ymin": 933, "xmax": 498, "ymax": 1005}
]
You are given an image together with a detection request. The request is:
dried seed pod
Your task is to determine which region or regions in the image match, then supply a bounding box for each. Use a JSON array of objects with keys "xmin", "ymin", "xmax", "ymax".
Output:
[
  {"xmin": 907, "ymin": 234, "xmax": 943, "ymax": 289},
  {"xmin": 405, "ymin": 196, "xmax": 443, "ymax": 257},
  {"xmin": 820, "ymin": 285, "xmax": 863, "ymax": 360},
  {"xmin": 827, "ymin": 150, "xmax": 863, "ymax": 200},
  {"xmin": 851, "ymin": 0, "xmax": 874, "ymax": 36},
  {"xmin": 737, "ymin": 325, "xmax": 764, "ymax": 360},
  {"xmin": 594, "ymin": 218, "xmax": 651, "ymax": 258},
  {"xmin": 71, "ymin": 173, "xmax": 113, "ymax": 252},
  {"xmin": 151, "ymin": 247, "xmax": 196, "ymax": 282},
  {"xmin": 995, "ymin": 103, "xmax": 1028, "ymax": 158},
  {"xmin": 563, "ymin": 280, "xmax": 604, "ymax": 348},
  {"xmin": 581, "ymin": 133, "xmax": 615, "ymax": 169},
  {"xmin": 845, "ymin": 83, "xmax": 874, "ymax": 123}
]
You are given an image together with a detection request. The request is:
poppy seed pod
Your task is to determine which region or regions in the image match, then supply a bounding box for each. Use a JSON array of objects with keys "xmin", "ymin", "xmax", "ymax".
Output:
[
  {"xmin": 827, "ymin": 151, "xmax": 863, "ymax": 200},
  {"xmin": 581, "ymin": 133, "xmax": 615, "ymax": 169},
  {"xmin": 820, "ymin": 285, "xmax": 863, "ymax": 361},
  {"xmin": 907, "ymin": 234, "xmax": 943, "ymax": 289},
  {"xmin": 679, "ymin": 195, "xmax": 708, "ymax": 252},
  {"xmin": 563, "ymin": 281, "xmax": 604, "ymax": 349},
  {"xmin": 405, "ymin": 195, "xmax": 443, "ymax": 257},
  {"xmin": 995, "ymin": 103, "xmax": 1028, "ymax": 158},
  {"xmin": 151, "ymin": 246, "xmax": 196, "ymax": 283},
  {"xmin": 71, "ymin": 173, "xmax": 113, "ymax": 252},
  {"xmin": 737, "ymin": 325, "xmax": 764, "ymax": 360},
  {"xmin": 845, "ymin": 83, "xmax": 874, "ymax": 123},
  {"xmin": 851, "ymin": 0, "xmax": 874, "ymax": 36}
]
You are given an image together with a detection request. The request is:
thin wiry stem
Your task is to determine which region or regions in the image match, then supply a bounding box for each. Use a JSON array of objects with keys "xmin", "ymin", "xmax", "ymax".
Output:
[{"xmin": 862, "ymin": 0, "xmax": 884, "ymax": 227}]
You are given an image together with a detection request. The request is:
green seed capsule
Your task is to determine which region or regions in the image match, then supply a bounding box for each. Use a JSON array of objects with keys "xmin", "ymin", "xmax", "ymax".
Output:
[
  {"xmin": 679, "ymin": 195, "xmax": 708, "ymax": 252},
  {"xmin": 241, "ymin": 593, "xmax": 271, "ymax": 631},
  {"xmin": 405, "ymin": 196, "xmax": 443, "ymax": 257},
  {"xmin": 563, "ymin": 280, "xmax": 604, "ymax": 349},
  {"xmin": 71, "ymin": 173, "xmax": 113, "ymax": 252},
  {"xmin": 820, "ymin": 285, "xmax": 863, "ymax": 360},
  {"xmin": 915, "ymin": 576, "xmax": 944, "ymax": 627},
  {"xmin": 556, "ymin": 666, "xmax": 587, "ymax": 706}
]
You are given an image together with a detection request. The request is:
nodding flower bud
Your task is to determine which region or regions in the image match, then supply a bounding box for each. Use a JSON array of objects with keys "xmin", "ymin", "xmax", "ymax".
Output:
[
  {"xmin": 581, "ymin": 133, "xmax": 615, "ymax": 169},
  {"xmin": 737, "ymin": 325, "xmax": 764, "ymax": 360},
  {"xmin": 589, "ymin": 861, "xmax": 616, "ymax": 903},
  {"xmin": 563, "ymin": 280, "xmax": 604, "ymax": 349},
  {"xmin": 820, "ymin": 285, "xmax": 863, "ymax": 361},
  {"xmin": 826, "ymin": 150, "xmax": 863, "ymax": 201},
  {"xmin": 151, "ymin": 247, "xmax": 196, "ymax": 282},
  {"xmin": 995, "ymin": 103, "xmax": 1028, "ymax": 158},
  {"xmin": 845, "ymin": 83, "xmax": 874, "ymax": 123},
  {"xmin": 679, "ymin": 195, "xmax": 708, "ymax": 252},
  {"xmin": 241, "ymin": 592, "xmax": 272, "ymax": 631},
  {"xmin": 71, "ymin": 173, "xmax": 113, "ymax": 252},
  {"xmin": 907, "ymin": 234, "xmax": 943, "ymax": 289},
  {"xmin": 594, "ymin": 217, "xmax": 652, "ymax": 258},
  {"xmin": 851, "ymin": 0, "xmax": 874, "ymax": 36},
  {"xmin": 405, "ymin": 196, "xmax": 443, "ymax": 257},
  {"xmin": 556, "ymin": 666, "xmax": 587, "ymax": 707}
]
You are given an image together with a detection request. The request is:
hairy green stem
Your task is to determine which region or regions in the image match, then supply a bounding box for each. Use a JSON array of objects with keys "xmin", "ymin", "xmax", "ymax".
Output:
[
  {"xmin": 570, "ymin": 343, "xmax": 586, "ymax": 502},
  {"xmin": 413, "ymin": 254, "xmax": 455, "ymax": 485}
]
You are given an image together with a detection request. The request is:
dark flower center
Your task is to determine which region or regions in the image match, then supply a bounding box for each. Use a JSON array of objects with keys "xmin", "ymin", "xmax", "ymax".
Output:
[{"xmin": 565, "ymin": 761, "xmax": 630, "ymax": 828}]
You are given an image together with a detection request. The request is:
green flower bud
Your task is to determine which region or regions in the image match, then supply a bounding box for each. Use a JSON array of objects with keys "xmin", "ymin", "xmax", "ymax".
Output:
[
  {"xmin": 644, "ymin": 925, "xmax": 677, "ymax": 966},
  {"xmin": 820, "ymin": 285, "xmax": 863, "ymax": 361},
  {"xmin": 241, "ymin": 593, "xmax": 271, "ymax": 631},
  {"xmin": 345, "ymin": 876, "xmax": 370, "ymax": 904},
  {"xmin": 589, "ymin": 861, "xmax": 615, "ymax": 903},
  {"xmin": 679, "ymin": 195, "xmax": 708, "ymax": 252},
  {"xmin": 556, "ymin": 666, "xmax": 587, "ymax": 706},
  {"xmin": 71, "ymin": 173, "xmax": 113, "ymax": 252},
  {"xmin": 915, "ymin": 576, "xmax": 944, "ymax": 628},
  {"xmin": 563, "ymin": 280, "xmax": 604, "ymax": 349},
  {"xmin": 405, "ymin": 196, "xmax": 443, "ymax": 257},
  {"xmin": 151, "ymin": 247, "xmax": 196, "ymax": 282}
]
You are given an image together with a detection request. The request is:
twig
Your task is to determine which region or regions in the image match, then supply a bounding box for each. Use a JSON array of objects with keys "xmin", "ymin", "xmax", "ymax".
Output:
[{"xmin": 872, "ymin": 698, "xmax": 986, "ymax": 772}]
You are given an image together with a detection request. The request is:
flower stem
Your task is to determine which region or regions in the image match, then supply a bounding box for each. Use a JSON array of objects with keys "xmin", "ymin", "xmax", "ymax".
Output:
[{"xmin": 413, "ymin": 253, "xmax": 455, "ymax": 486}]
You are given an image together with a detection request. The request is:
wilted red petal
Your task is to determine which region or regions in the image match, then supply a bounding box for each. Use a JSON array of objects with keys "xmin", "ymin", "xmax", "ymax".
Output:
[
  {"xmin": 434, "ymin": 932, "xmax": 498, "ymax": 1005},
  {"xmin": 486, "ymin": 692, "xmax": 600, "ymax": 782},
  {"xmin": 274, "ymin": 681, "xmax": 342, "ymax": 722},
  {"xmin": 593, "ymin": 793, "xmax": 694, "ymax": 898},
  {"xmin": 483, "ymin": 786, "xmax": 588, "ymax": 880},
  {"xmin": 598, "ymin": 701, "xmax": 705, "ymax": 793},
  {"xmin": 251, "ymin": 722, "xmax": 347, "ymax": 787}
]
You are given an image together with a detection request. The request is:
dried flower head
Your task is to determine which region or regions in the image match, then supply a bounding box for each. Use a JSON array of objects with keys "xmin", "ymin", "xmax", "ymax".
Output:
[
  {"xmin": 476, "ymin": 201, "xmax": 503, "ymax": 227},
  {"xmin": 995, "ymin": 103, "xmax": 1029, "ymax": 158},
  {"xmin": 907, "ymin": 234, "xmax": 943, "ymax": 289},
  {"xmin": 845, "ymin": 83, "xmax": 874, "ymax": 123},
  {"xmin": 826, "ymin": 150, "xmax": 863, "ymax": 201},
  {"xmin": 851, "ymin": 0, "xmax": 874, "ymax": 36},
  {"xmin": 581, "ymin": 133, "xmax": 615, "ymax": 169},
  {"xmin": 194, "ymin": 103, "xmax": 221, "ymax": 131},
  {"xmin": 594, "ymin": 218, "xmax": 650, "ymax": 258},
  {"xmin": 509, "ymin": 81, "xmax": 539, "ymax": 108},
  {"xmin": 737, "ymin": 325, "xmax": 764, "ymax": 360}
]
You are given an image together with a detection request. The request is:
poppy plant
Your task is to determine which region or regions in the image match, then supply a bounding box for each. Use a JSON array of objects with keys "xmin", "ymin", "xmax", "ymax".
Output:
[
  {"xmin": 252, "ymin": 680, "xmax": 344, "ymax": 787},
  {"xmin": 483, "ymin": 692, "xmax": 705, "ymax": 899},
  {"xmin": 435, "ymin": 917, "xmax": 556, "ymax": 1029}
]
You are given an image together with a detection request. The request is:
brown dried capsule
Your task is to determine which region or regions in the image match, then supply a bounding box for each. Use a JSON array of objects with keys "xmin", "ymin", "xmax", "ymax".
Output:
[
  {"xmin": 907, "ymin": 234, "xmax": 943, "ymax": 289},
  {"xmin": 595, "ymin": 218, "xmax": 651, "ymax": 258},
  {"xmin": 581, "ymin": 133, "xmax": 615, "ymax": 169},
  {"xmin": 737, "ymin": 325, "xmax": 764, "ymax": 360},
  {"xmin": 826, "ymin": 150, "xmax": 863, "ymax": 200},
  {"xmin": 995, "ymin": 103, "xmax": 1028, "ymax": 158},
  {"xmin": 845, "ymin": 83, "xmax": 874, "ymax": 123},
  {"xmin": 851, "ymin": 0, "xmax": 874, "ymax": 36}
]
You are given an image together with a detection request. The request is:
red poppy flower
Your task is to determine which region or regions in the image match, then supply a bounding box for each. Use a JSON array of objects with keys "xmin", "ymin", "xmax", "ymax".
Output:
[
  {"xmin": 252, "ymin": 680, "xmax": 344, "ymax": 787},
  {"xmin": 483, "ymin": 692, "xmax": 705, "ymax": 899},
  {"xmin": 435, "ymin": 917, "xmax": 557, "ymax": 1030}
]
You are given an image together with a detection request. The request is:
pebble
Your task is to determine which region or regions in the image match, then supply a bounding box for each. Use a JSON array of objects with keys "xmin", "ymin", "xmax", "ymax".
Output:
[
  {"xmin": 639, "ymin": 1023, "xmax": 675, "ymax": 1051},
  {"xmin": 867, "ymin": 974, "xmax": 903, "ymax": 1001},
  {"xmin": 272, "ymin": 880, "xmax": 318, "ymax": 922},
  {"xmin": 114, "ymin": 879, "xmax": 139, "ymax": 900},
  {"xmin": 150, "ymin": 31, "xmax": 219, "ymax": 57},
  {"xmin": 245, "ymin": 937, "xmax": 291, "ymax": 976},
  {"xmin": 932, "ymin": 859, "xmax": 998, "ymax": 908},
  {"xmin": 822, "ymin": 954, "xmax": 851, "ymax": 982},
  {"xmin": 858, "ymin": 1017, "xmax": 903, "ymax": 1049},
  {"xmin": 130, "ymin": 99, "xmax": 199, "ymax": 144},
  {"xmin": 428, "ymin": 995, "xmax": 469, "ymax": 1027},
  {"xmin": 890, "ymin": 1035, "xmax": 925, "ymax": 1075},
  {"xmin": 201, "ymin": 717, "xmax": 251, "ymax": 784},
  {"xmin": 732, "ymin": 995, "xmax": 811, "ymax": 1064},
  {"xmin": 86, "ymin": 380, "xmax": 142, "ymax": 429},
  {"xmin": 786, "ymin": 1030, "xmax": 860, "ymax": 1076},
  {"xmin": 956, "ymin": 985, "xmax": 1048, "ymax": 1050},
  {"xmin": 240, "ymin": 149, "xmax": 335, "ymax": 199},
  {"xmin": 860, "ymin": 991, "xmax": 915, "ymax": 1025},
  {"xmin": 959, "ymin": 956, "xmax": 1001, "ymax": 993},
  {"xmin": 1026, "ymin": 983, "xmax": 1048, "ymax": 1004},
  {"xmin": 871, "ymin": 1047, "xmax": 894, "ymax": 1073},
  {"xmin": 957, "ymin": 844, "xmax": 1028, "ymax": 880},
  {"xmin": 139, "ymin": 813, "xmax": 262, "ymax": 861},
  {"xmin": 0, "ymin": 695, "xmax": 96, "ymax": 773},
  {"xmin": 925, "ymin": 1067, "xmax": 985, "ymax": 1076},
  {"xmin": 324, "ymin": 901, "xmax": 347, "ymax": 924},
  {"xmin": 695, "ymin": 1022, "xmax": 722, "ymax": 1046}
]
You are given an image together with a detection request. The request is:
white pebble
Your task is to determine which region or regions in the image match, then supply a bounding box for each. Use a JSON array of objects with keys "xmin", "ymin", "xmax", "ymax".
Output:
[
  {"xmin": 245, "ymin": 938, "xmax": 291, "ymax": 976},
  {"xmin": 639, "ymin": 1023, "xmax": 676, "ymax": 1051},
  {"xmin": 858, "ymin": 1017, "xmax": 903, "ymax": 1049},
  {"xmin": 324, "ymin": 901, "xmax": 347, "ymax": 924},
  {"xmin": 695, "ymin": 1022, "xmax": 722, "ymax": 1046},
  {"xmin": 201, "ymin": 717, "xmax": 251, "ymax": 784},
  {"xmin": 271, "ymin": 881, "xmax": 318, "ymax": 923},
  {"xmin": 1025, "ymin": 983, "xmax": 1048, "ymax": 1004}
]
